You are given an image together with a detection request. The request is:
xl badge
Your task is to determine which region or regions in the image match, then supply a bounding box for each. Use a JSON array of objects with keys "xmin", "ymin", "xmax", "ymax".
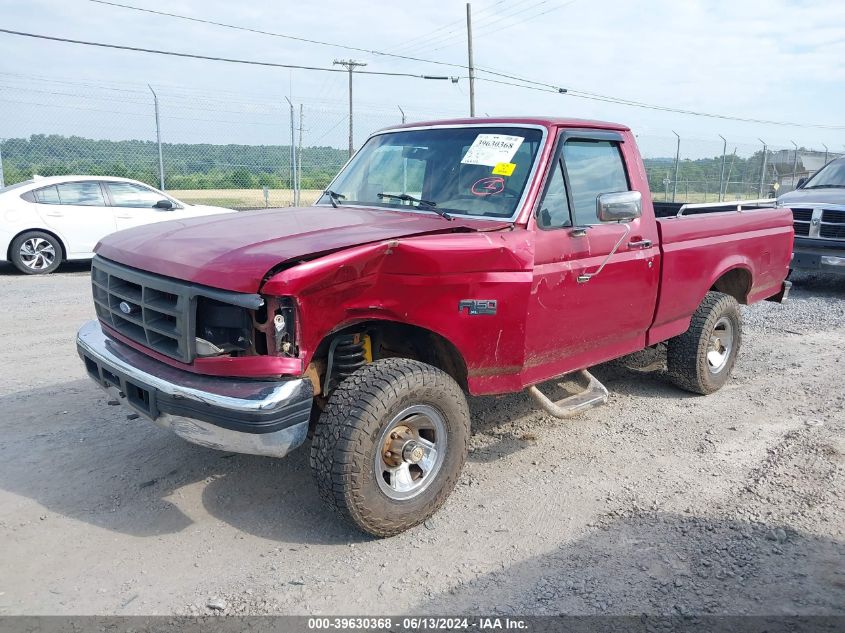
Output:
[{"xmin": 458, "ymin": 299, "xmax": 497, "ymax": 316}]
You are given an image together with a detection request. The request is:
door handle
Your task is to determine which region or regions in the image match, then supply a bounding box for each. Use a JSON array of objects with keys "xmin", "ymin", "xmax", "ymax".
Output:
[
  {"xmin": 45, "ymin": 212, "xmax": 64, "ymax": 217},
  {"xmin": 116, "ymin": 214, "xmax": 134, "ymax": 219},
  {"xmin": 628, "ymin": 239, "xmax": 652, "ymax": 249}
]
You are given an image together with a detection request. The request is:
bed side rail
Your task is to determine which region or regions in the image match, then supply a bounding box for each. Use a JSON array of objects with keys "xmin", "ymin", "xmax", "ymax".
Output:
[{"xmin": 676, "ymin": 198, "xmax": 778, "ymax": 217}]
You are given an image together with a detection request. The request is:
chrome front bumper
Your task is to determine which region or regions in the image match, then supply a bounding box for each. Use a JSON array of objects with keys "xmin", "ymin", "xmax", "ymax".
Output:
[{"xmin": 76, "ymin": 320, "xmax": 312, "ymax": 458}]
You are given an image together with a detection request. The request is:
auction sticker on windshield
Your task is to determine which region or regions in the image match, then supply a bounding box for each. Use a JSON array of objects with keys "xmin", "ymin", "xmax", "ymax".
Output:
[{"xmin": 461, "ymin": 134, "xmax": 524, "ymax": 166}]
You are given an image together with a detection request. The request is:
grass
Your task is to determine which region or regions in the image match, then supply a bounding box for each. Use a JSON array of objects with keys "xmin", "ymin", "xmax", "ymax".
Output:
[{"xmin": 171, "ymin": 188, "xmax": 324, "ymax": 209}]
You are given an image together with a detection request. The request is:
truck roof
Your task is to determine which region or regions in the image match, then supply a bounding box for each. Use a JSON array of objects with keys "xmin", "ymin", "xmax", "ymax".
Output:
[{"xmin": 383, "ymin": 116, "xmax": 630, "ymax": 133}]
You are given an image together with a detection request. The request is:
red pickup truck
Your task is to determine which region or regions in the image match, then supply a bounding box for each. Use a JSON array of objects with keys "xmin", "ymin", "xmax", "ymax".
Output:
[{"xmin": 77, "ymin": 117, "xmax": 793, "ymax": 536}]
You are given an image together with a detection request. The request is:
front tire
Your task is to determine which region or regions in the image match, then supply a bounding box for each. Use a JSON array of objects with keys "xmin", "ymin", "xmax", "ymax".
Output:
[
  {"xmin": 667, "ymin": 291, "xmax": 742, "ymax": 395},
  {"xmin": 10, "ymin": 231, "xmax": 63, "ymax": 275},
  {"xmin": 310, "ymin": 358, "xmax": 470, "ymax": 537}
]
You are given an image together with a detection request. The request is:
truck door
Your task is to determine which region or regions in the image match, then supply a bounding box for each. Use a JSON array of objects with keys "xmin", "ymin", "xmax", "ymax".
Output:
[{"xmin": 524, "ymin": 130, "xmax": 660, "ymax": 383}]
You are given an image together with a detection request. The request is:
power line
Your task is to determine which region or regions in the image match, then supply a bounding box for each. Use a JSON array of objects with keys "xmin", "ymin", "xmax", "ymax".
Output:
[
  {"xmin": 0, "ymin": 96, "xmax": 304, "ymax": 128},
  {"xmin": 391, "ymin": 0, "xmax": 541, "ymax": 54},
  {"xmin": 472, "ymin": 76, "xmax": 845, "ymax": 130},
  {"xmin": 459, "ymin": 0, "xmax": 579, "ymax": 45},
  {"xmin": 81, "ymin": 0, "xmax": 578, "ymax": 99},
  {"xmin": 0, "ymin": 29, "xmax": 454, "ymax": 81},
  {"xmin": 81, "ymin": 1, "xmax": 573, "ymax": 95},
  {"xmin": 0, "ymin": 72, "xmax": 469, "ymax": 117},
  {"xmin": 88, "ymin": 0, "xmax": 473, "ymax": 73},
  {"xmin": 400, "ymin": 0, "xmax": 552, "ymax": 55},
  {"xmin": 86, "ymin": 0, "xmax": 558, "ymax": 88},
  {"xmin": 3, "ymin": 28, "xmax": 843, "ymax": 130}
]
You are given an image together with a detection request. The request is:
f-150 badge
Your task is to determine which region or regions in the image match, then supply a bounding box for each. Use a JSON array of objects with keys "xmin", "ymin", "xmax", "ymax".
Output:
[{"xmin": 458, "ymin": 299, "xmax": 497, "ymax": 315}]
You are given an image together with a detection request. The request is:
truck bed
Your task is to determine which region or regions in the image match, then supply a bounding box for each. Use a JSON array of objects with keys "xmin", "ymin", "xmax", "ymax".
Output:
[{"xmin": 647, "ymin": 206, "xmax": 794, "ymax": 345}]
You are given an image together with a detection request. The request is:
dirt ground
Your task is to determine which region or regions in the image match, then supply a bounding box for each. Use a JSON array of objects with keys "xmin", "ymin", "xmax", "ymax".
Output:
[{"xmin": 0, "ymin": 263, "xmax": 842, "ymax": 616}]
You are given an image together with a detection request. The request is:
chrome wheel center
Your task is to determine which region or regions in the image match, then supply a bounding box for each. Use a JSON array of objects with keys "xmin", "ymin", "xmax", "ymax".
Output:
[
  {"xmin": 706, "ymin": 316, "xmax": 734, "ymax": 374},
  {"xmin": 376, "ymin": 405, "xmax": 447, "ymax": 501},
  {"xmin": 19, "ymin": 238, "xmax": 56, "ymax": 270},
  {"xmin": 402, "ymin": 441, "xmax": 425, "ymax": 464}
]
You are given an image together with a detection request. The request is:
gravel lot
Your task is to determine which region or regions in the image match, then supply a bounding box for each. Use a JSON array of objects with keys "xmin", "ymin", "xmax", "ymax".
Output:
[{"xmin": 0, "ymin": 263, "xmax": 842, "ymax": 616}]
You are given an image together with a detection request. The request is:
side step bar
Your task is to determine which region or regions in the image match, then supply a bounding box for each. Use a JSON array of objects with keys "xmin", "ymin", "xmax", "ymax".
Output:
[{"xmin": 527, "ymin": 370, "xmax": 609, "ymax": 419}]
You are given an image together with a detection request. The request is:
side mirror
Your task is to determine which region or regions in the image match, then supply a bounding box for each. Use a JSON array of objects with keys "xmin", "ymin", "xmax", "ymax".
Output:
[
  {"xmin": 154, "ymin": 199, "xmax": 174, "ymax": 210},
  {"xmin": 597, "ymin": 190, "xmax": 642, "ymax": 222},
  {"xmin": 796, "ymin": 177, "xmax": 807, "ymax": 189}
]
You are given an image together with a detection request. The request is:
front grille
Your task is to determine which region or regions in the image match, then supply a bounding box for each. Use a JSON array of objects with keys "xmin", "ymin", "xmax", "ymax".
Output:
[
  {"xmin": 820, "ymin": 208, "xmax": 845, "ymax": 240},
  {"xmin": 793, "ymin": 222, "xmax": 810, "ymax": 236},
  {"xmin": 91, "ymin": 257, "xmax": 195, "ymax": 362},
  {"xmin": 91, "ymin": 256, "xmax": 265, "ymax": 364},
  {"xmin": 791, "ymin": 208, "xmax": 812, "ymax": 236},
  {"xmin": 822, "ymin": 208, "xmax": 845, "ymax": 224},
  {"xmin": 820, "ymin": 224, "xmax": 845, "ymax": 239}
]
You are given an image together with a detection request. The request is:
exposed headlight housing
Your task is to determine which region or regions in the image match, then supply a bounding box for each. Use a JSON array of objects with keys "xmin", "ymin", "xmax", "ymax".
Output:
[
  {"xmin": 195, "ymin": 297, "xmax": 253, "ymax": 357},
  {"xmin": 273, "ymin": 299, "xmax": 297, "ymax": 356}
]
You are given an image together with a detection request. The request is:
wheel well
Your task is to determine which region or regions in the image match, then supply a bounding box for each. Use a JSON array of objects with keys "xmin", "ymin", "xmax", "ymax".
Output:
[
  {"xmin": 311, "ymin": 321, "xmax": 469, "ymax": 393},
  {"xmin": 8, "ymin": 229, "xmax": 67, "ymax": 262},
  {"xmin": 710, "ymin": 268, "xmax": 751, "ymax": 304}
]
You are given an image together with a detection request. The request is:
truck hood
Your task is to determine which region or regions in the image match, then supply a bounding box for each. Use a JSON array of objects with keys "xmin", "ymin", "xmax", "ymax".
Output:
[
  {"xmin": 778, "ymin": 188, "xmax": 845, "ymax": 206},
  {"xmin": 95, "ymin": 205, "xmax": 505, "ymax": 293}
]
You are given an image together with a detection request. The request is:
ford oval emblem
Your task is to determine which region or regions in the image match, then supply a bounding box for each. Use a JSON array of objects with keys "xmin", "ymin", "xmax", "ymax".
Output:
[{"xmin": 119, "ymin": 301, "xmax": 133, "ymax": 314}]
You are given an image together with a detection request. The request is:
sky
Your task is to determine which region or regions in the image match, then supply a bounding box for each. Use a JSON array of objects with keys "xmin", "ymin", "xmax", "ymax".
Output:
[{"xmin": 1, "ymin": 0, "xmax": 844, "ymax": 158}]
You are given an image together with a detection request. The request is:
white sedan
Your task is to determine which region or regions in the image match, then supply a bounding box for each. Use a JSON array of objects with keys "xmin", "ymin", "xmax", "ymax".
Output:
[{"xmin": 0, "ymin": 175, "xmax": 235, "ymax": 274}]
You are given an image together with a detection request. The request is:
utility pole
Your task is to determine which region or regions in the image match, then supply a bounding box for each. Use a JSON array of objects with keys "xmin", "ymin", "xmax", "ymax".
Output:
[
  {"xmin": 791, "ymin": 141, "xmax": 799, "ymax": 190},
  {"xmin": 466, "ymin": 3, "xmax": 476, "ymax": 117},
  {"xmin": 334, "ymin": 59, "xmax": 367, "ymax": 157},
  {"xmin": 823, "ymin": 143, "xmax": 829, "ymax": 165},
  {"xmin": 285, "ymin": 96, "xmax": 296, "ymax": 206},
  {"xmin": 757, "ymin": 138, "xmax": 768, "ymax": 198},
  {"xmin": 297, "ymin": 104, "xmax": 304, "ymax": 206},
  {"xmin": 148, "ymin": 85, "xmax": 165, "ymax": 190},
  {"xmin": 718, "ymin": 134, "xmax": 727, "ymax": 202},
  {"xmin": 0, "ymin": 139, "xmax": 5, "ymax": 189},
  {"xmin": 398, "ymin": 105, "xmax": 406, "ymax": 124},
  {"xmin": 672, "ymin": 131, "xmax": 680, "ymax": 203}
]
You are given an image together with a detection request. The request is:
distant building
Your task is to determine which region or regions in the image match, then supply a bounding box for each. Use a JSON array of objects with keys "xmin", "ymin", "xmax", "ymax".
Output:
[{"xmin": 770, "ymin": 149, "xmax": 843, "ymax": 194}]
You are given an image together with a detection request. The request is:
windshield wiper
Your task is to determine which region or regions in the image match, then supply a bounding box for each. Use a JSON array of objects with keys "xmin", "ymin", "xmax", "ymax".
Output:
[
  {"xmin": 376, "ymin": 193, "xmax": 452, "ymax": 220},
  {"xmin": 803, "ymin": 184, "xmax": 845, "ymax": 189},
  {"xmin": 323, "ymin": 189, "xmax": 345, "ymax": 208}
]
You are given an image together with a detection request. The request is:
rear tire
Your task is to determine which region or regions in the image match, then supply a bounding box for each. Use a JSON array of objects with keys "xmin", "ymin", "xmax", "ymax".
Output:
[
  {"xmin": 310, "ymin": 358, "xmax": 470, "ymax": 537},
  {"xmin": 667, "ymin": 291, "xmax": 741, "ymax": 395},
  {"xmin": 10, "ymin": 231, "xmax": 63, "ymax": 275}
]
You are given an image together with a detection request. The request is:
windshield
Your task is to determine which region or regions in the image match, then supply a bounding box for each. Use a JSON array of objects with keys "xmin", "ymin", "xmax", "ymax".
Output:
[
  {"xmin": 803, "ymin": 158, "xmax": 845, "ymax": 189},
  {"xmin": 318, "ymin": 126, "xmax": 545, "ymax": 219}
]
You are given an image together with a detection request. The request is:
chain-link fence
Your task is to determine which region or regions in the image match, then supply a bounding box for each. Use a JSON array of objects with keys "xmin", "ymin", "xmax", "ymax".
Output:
[
  {"xmin": 0, "ymin": 73, "xmax": 841, "ymax": 208},
  {"xmin": 637, "ymin": 134, "xmax": 843, "ymax": 204}
]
